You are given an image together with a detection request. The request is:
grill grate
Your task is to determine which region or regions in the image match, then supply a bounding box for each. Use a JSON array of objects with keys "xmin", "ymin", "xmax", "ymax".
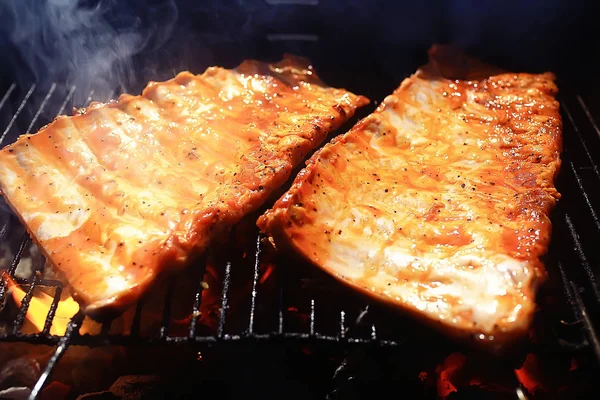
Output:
[{"xmin": 0, "ymin": 77, "xmax": 599, "ymax": 399}]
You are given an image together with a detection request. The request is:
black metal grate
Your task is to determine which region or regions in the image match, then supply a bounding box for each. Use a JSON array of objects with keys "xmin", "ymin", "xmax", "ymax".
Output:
[{"xmin": 0, "ymin": 76, "xmax": 599, "ymax": 399}]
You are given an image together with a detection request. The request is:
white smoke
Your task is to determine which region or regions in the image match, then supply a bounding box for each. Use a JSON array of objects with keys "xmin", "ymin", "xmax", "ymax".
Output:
[{"xmin": 0, "ymin": 0, "xmax": 178, "ymax": 105}]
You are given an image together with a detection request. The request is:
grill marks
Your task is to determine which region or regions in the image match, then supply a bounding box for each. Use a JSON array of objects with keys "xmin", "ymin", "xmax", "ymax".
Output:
[{"xmin": 0, "ymin": 55, "xmax": 369, "ymax": 317}]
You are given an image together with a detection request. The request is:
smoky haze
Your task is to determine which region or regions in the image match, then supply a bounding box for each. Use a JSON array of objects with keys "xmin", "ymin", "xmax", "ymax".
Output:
[
  {"xmin": 0, "ymin": 0, "xmax": 597, "ymax": 111},
  {"xmin": 0, "ymin": 0, "xmax": 178, "ymax": 105}
]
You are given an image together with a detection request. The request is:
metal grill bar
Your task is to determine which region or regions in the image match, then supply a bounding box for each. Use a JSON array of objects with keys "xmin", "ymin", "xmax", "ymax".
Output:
[
  {"xmin": 42, "ymin": 285, "xmax": 63, "ymax": 335},
  {"xmin": 556, "ymin": 262, "xmax": 582, "ymax": 317},
  {"xmin": 12, "ymin": 273, "xmax": 41, "ymax": 334},
  {"xmin": 569, "ymin": 281, "xmax": 600, "ymax": 361},
  {"xmin": 9, "ymin": 277, "xmax": 63, "ymax": 286},
  {"xmin": 339, "ymin": 311, "xmax": 345, "ymax": 339},
  {"xmin": 0, "ymin": 84, "xmax": 36, "ymax": 144},
  {"xmin": 217, "ymin": 260, "xmax": 232, "ymax": 338},
  {"xmin": 0, "ymin": 331, "xmax": 401, "ymax": 348},
  {"xmin": 0, "ymin": 83, "xmax": 16, "ymax": 112},
  {"xmin": 353, "ymin": 307, "xmax": 369, "ymax": 330},
  {"xmin": 186, "ymin": 257, "xmax": 210, "ymax": 339},
  {"xmin": 568, "ymin": 161, "xmax": 600, "ymax": 231},
  {"xmin": 25, "ymin": 83, "xmax": 56, "ymax": 134},
  {"xmin": 0, "ymin": 215, "xmax": 10, "ymax": 243},
  {"xmin": 562, "ymin": 102, "xmax": 600, "ymax": 179},
  {"xmin": 343, "ymin": 307, "xmax": 370, "ymax": 341},
  {"xmin": 187, "ymin": 278, "xmax": 205, "ymax": 339},
  {"xmin": 0, "ymin": 329, "xmax": 401, "ymax": 346},
  {"xmin": 554, "ymin": 261, "xmax": 592, "ymax": 352},
  {"xmin": 247, "ymin": 234, "xmax": 262, "ymax": 334},
  {"xmin": 577, "ymin": 95, "xmax": 600, "ymax": 139},
  {"xmin": 84, "ymin": 90, "xmax": 95, "ymax": 107},
  {"xmin": 564, "ymin": 215, "xmax": 600, "ymax": 302},
  {"xmin": 55, "ymin": 86, "xmax": 76, "ymax": 117},
  {"xmin": 277, "ymin": 254, "xmax": 285, "ymax": 335},
  {"xmin": 159, "ymin": 278, "xmax": 176, "ymax": 339},
  {"xmin": 310, "ymin": 298, "xmax": 315, "ymax": 335}
]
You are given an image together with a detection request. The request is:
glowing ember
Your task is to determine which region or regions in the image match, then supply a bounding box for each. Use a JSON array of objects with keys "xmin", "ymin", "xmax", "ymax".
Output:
[
  {"xmin": 569, "ymin": 358, "xmax": 578, "ymax": 372},
  {"xmin": 514, "ymin": 353, "xmax": 566, "ymax": 395},
  {"xmin": 4, "ymin": 276, "xmax": 81, "ymax": 336},
  {"xmin": 435, "ymin": 352, "xmax": 467, "ymax": 398},
  {"xmin": 514, "ymin": 356, "xmax": 539, "ymax": 394},
  {"xmin": 259, "ymin": 262, "xmax": 276, "ymax": 284}
]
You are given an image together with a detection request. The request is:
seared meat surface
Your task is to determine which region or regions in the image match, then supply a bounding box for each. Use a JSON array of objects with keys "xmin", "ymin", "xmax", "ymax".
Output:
[
  {"xmin": 0, "ymin": 55, "xmax": 368, "ymax": 317},
  {"xmin": 258, "ymin": 46, "xmax": 562, "ymax": 349}
]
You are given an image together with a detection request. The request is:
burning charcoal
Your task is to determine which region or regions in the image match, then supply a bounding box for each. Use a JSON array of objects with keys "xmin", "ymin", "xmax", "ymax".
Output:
[
  {"xmin": 39, "ymin": 381, "xmax": 71, "ymax": 400},
  {"xmin": 0, "ymin": 358, "xmax": 40, "ymax": 391},
  {"xmin": 66, "ymin": 348, "xmax": 125, "ymax": 395},
  {"xmin": 108, "ymin": 375, "xmax": 165, "ymax": 400}
]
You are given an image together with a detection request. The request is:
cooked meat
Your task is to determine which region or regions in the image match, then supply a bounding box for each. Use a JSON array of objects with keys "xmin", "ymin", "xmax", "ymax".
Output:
[
  {"xmin": 0, "ymin": 55, "xmax": 369, "ymax": 318},
  {"xmin": 258, "ymin": 46, "xmax": 562, "ymax": 350}
]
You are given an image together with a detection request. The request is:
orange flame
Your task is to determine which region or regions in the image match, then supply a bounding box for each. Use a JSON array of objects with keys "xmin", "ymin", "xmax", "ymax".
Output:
[{"xmin": 5, "ymin": 275, "xmax": 82, "ymax": 336}]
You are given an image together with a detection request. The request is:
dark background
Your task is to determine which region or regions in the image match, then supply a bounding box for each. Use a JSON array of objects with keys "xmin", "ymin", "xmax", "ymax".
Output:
[{"xmin": 0, "ymin": 0, "xmax": 599, "ymax": 105}]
